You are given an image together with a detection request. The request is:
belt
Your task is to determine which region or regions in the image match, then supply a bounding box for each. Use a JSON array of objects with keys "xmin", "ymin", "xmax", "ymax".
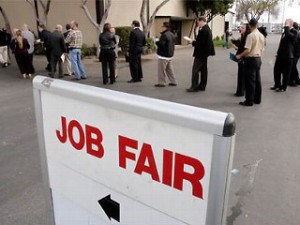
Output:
[
  {"xmin": 101, "ymin": 47, "xmax": 115, "ymax": 50},
  {"xmin": 245, "ymin": 56, "xmax": 261, "ymax": 60},
  {"xmin": 69, "ymin": 47, "xmax": 80, "ymax": 50}
]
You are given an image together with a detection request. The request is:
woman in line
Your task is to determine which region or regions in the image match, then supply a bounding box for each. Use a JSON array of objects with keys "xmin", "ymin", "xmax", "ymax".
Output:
[
  {"xmin": 11, "ymin": 29, "xmax": 34, "ymax": 79},
  {"xmin": 99, "ymin": 23, "xmax": 116, "ymax": 85},
  {"xmin": 231, "ymin": 24, "xmax": 251, "ymax": 96}
]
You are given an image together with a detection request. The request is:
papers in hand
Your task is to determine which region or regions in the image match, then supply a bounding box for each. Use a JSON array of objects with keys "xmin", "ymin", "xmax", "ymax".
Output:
[
  {"xmin": 229, "ymin": 52, "xmax": 238, "ymax": 62},
  {"xmin": 61, "ymin": 53, "xmax": 66, "ymax": 63},
  {"xmin": 184, "ymin": 36, "xmax": 192, "ymax": 42}
]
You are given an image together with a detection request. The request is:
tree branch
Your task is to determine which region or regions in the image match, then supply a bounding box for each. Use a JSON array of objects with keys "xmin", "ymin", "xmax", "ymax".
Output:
[
  {"xmin": 140, "ymin": 0, "xmax": 147, "ymax": 32},
  {"xmin": 99, "ymin": 0, "xmax": 112, "ymax": 32},
  {"xmin": 144, "ymin": 0, "xmax": 170, "ymax": 36},
  {"xmin": 81, "ymin": 0, "xmax": 100, "ymax": 31}
]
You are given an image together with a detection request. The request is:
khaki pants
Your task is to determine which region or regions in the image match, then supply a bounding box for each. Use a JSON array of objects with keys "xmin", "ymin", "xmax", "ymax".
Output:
[
  {"xmin": 0, "ymin": 46, "xmax": 8, "ymax": 64},
  {"xmin": 157, "ymin": 58, "xmax": 177, "ymax": 85},
  {"xmin": 64, "ymin": 54, "xmax": 73, "ymax": 75}
]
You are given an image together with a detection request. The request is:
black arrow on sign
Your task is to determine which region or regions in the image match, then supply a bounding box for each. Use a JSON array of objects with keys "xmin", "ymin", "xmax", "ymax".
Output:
[{"xmin": 98, "ymin": 195, "xmax": 120, "ymax": 222}]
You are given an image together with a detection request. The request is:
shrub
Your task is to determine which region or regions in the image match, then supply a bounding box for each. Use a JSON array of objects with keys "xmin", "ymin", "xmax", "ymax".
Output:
[
  {"xmin": 81, "ymin": 43, "xmax": 97, "ymax": 58},
  {"xmin": 213, "ymin": 38, "xmax": 226, "ymax": 47},
  {"xmin": 143, "ymin": 37, "xmax": 156, "ymax": 54},
  {"xmin": 115, "ymin": 26, "xmax": 132, "ymax": 53},
  {"xmin": 34, "ymin": 43, "xmax": 45, "ymax": 55}
]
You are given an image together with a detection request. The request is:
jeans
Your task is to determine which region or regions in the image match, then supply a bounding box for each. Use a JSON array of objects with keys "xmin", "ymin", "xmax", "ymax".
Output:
[{"xmin": 69, "ymin": 48, "xmax": 86, "ymax": 79}]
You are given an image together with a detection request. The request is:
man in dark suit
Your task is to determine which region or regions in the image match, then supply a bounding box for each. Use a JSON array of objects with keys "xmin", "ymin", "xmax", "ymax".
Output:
[
  {"xmin": 38, "ymin": 24, "xmax": 52, "ymax": 71},
  {"xmin": 289, "ymin": 22, "xmax": 300, "ymax": 86},
  {"xmin": 128, "ymin": 20, "xmax": 146, "ymax": 83},
  {"xmin": 186, "ymin": 16, "xmax": 215, "ymax": 92},
  {"xmin": 271, "ymin": 18, "xmax": 298, "ymax": 92},
  {"xmin": 47, "ymin": 24, "xmax": 67, "ymax": 78}
]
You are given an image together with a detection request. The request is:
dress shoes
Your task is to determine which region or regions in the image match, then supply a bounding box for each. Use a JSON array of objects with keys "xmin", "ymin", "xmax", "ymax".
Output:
[
  {"xmin": 276, "ymin": 88, "xmax": 286, "ymax": 92},
  {"xmin": 234, "ymin": 93, "xmax": 244, "ymax": 97},
  {"xmin": 154, "ymin": 84, "xmax": 165, "ymax": 87},
  {"xmin": 128, "ymin": 79, "xmax": 138, "ymax": 83},
  {"xmin": 239, "ymin": 101, "xmax": 253, "ymax": 107},
  {"xmin": 270, "ymin": 86, "xmax": 278, "ymax": 90},
  {"xmin": 186, "ymin": 88, "xmax": 198, "ymax": 92},
  {"xmin": 198, "ymin": 87, "xmax": 206, "ymax": 91},
  {"xmin": 168, "ymin": 83, "xmax": 177, "ymax": 86}
]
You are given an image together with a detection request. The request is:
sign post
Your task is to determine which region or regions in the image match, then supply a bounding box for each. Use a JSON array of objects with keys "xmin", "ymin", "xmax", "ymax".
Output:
[{"xmin": 33, "ymin": 76, "xmax": 235, "ymax": 225}]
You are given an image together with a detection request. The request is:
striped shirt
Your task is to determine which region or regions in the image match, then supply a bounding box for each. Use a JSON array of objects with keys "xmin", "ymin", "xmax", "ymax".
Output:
[{"xmin": 65, "ymin": 29, "xmax": 83, "ymax": 49}]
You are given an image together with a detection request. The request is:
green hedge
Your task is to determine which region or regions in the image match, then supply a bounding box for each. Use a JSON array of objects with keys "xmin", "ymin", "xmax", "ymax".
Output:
[
  {"xmin": 115, "ymin": 26, "xmax": 156, "ymax": 54},
  {"xmin": 34, "ymin": 43, "xmax": 97, "ymax": 58},
  {"xmin": 81, "ymin": 43, "xmax": 97, "ymax": 58},
  {"xmin": 115, "ymin": 26, "xmax": 132, "ymax": 53}
]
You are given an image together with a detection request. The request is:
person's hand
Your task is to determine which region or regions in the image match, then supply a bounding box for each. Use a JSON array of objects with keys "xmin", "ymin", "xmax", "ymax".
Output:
[{"xmin": 236, "ymin": 54, "xmax": 241, "ymax": 60}]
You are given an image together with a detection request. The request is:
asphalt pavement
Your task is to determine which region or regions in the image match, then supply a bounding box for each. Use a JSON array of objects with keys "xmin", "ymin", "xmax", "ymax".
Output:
[{"xmin": 1, "ymin": 33, "xmax": 300, "ymax": 225}]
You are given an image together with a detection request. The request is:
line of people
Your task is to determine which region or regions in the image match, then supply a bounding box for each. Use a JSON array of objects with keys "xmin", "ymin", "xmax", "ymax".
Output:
[
  {"xmin": 4, "ymin": 21, "xmax": 86, "ymax": 80},
  {"xmin": 5, "ymin": 17, "xmax": 300, "ymax": 108},
  {"xmin": 232, "ymin": 18, "xmax": 300, "ymax": 107},
  {"xmin": 38, "ymin": 21, "xmax": 86, "ymax": 80}
]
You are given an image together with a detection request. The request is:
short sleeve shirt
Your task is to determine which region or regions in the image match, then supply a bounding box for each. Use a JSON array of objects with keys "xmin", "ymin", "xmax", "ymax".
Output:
[{"xmin": 244, "ymin": 29, "xmax": 265, "ymax": 57}]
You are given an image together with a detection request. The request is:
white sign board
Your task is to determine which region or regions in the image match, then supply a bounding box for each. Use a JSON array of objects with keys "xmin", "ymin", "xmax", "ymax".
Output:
[{"xmin": 33, "ymin": 76, "xmax": 235, "ymax": 225}]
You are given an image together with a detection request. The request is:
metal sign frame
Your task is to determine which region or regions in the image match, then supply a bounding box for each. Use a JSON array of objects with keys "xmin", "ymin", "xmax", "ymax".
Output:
[{"xmin": 33, "ymin": 75, "xmax": 235, "ymax": 225}]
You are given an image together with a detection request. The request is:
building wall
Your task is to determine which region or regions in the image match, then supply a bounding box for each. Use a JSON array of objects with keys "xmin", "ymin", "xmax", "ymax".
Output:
[
  {"xmin": 152, "ymin": 0, "xmax": 186, "ymax": 17},
  {"xmin": 209, "ymin": 15, "xmax": 225, "ymax": 39},
  {"xmin": 0, "ymin": 0, "xmax": 226, "ymax": 45}
]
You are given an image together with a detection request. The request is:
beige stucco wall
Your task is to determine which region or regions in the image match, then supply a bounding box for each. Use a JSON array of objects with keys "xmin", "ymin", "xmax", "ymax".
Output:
[
  {"xmin": 0, "ymin": 0, "xmax": 98, "ymax": 45},
  {"xmin": 209, "ymin": 15, "xmax": 225, "ymax": 39},
  {"xmin": 46, "ymin": 0, "xmax": 98, "ymax": 45},
  {"xmin": 152, "ymin": 0, "xmax": 186, "ymax": 17},
  {"xmin": 0, "ymin": 0, "xmax": 225, "ymax": 45}
]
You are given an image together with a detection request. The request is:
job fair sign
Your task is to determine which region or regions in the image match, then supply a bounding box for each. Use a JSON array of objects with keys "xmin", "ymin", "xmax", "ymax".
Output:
[{"xmin": 33, "ymin": 76, "xmax": 235, "ymax": 225}]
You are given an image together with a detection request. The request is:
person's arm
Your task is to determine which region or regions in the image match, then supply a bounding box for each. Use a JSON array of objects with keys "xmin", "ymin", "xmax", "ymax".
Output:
[
  {"xmin": 236, "ymin": 48, "xmax": 250, "ymax": 60},
  {"xmin": 236, "ymin": 35, "xmax": 251, "ymax": 59},
  {"xmin": 65, "ymin": 31, "xmax": 72, "ymax": 44}
]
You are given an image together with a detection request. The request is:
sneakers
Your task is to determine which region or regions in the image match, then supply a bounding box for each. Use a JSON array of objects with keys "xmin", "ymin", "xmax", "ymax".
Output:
[{"xmin": 2, "ymin": 63, "xmax": 8, "ymax": 68}]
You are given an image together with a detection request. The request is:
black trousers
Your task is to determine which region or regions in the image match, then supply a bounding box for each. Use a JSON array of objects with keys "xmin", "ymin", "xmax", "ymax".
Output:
[
  {"xmin": 15, "ymin": 52, "xmax": 34, "ymax": 74},
  {"xmin": 45, "ymin": 48, "xmax": 51, "ymax": 70},
  {"xmin": 49, "ymin": 54, "xmax": 63, "ymax": 76},
  {"xmin": 290, "ymin": 57, "xmax": 300, "ymax": 85},
  {"xmin": 100, "ymin": 49, "xmax": 116, "ymax": 84},
  {"xmin": 191, "ymin": 57, "xmax": 208, "ymax": 90},
  {"xmin": 28, "ymin": 53, "xmax": 35, "ymax": 74},
  {"xmin": 236, "ymin": 60, "xmax": 245, "ymax": 96},
  {"xmin": 244, "ymin": 57, "xmax": 262, "ymax": 104},
  {"xmin": 129, "ymin": 53, "xmax": 143, "ymax": 81},
  {"xmin": 273, "ymin": 57, "xmax": 293, "ymax": 90}
]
